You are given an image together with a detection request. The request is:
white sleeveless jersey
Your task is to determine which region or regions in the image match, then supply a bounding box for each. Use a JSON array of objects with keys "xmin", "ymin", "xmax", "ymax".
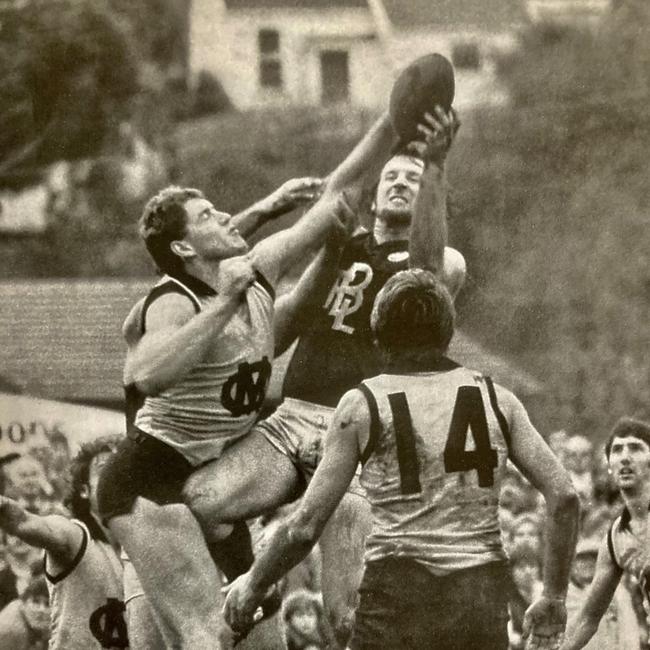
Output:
[
  {"xmin": 608, "ymin": 510, "xmax": 650, "ymax": 616},
  {"xmin": 359, "ymin": 363, "xmax": 515, "ymax": 575},
  {"xmin": 46, "ymin": 520, "xmax": 128, "ymax": 650},
  {"xmin": 132, "ymin": 271, "xmax": 275, "ymax": 465}
]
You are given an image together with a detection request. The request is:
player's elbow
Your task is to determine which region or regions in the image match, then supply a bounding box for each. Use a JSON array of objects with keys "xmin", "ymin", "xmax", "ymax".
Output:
[{"xmin": 288, "ymin": 510, "xmax": 321, "ymax": 549}]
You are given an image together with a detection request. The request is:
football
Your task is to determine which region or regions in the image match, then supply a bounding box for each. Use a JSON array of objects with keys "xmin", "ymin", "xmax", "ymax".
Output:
[{"xmin": 389, "ymin": 53, "xmax": 455, "ymax": 143}]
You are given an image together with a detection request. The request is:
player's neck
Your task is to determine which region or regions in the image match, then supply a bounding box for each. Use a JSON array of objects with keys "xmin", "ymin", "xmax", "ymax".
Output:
[
  {"xmin": 373, "ymin": 219, "xmax": 409, "ymax": 244},
  {"xmin": 621, "ymin": 483, "xmax": 650, "ymax": 521},
  {"xmin": 182, "ymin": 258, "xmax": 221, "ymax": 292}
]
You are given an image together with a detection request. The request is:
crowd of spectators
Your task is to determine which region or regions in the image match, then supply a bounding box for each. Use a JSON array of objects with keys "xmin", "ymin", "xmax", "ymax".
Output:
[{"xmin": 0, "ymin": 427, "xmax": 645, "ymax": 649}]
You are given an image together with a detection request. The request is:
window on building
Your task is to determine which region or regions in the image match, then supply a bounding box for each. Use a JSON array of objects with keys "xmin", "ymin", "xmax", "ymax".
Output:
[
  {"xmin": 258, "ymin": 28, "xmax": 282, "ymax": 89},
  {"xmin": 451, "ymin": 41, "xmax": 481, "ymax": 70}
]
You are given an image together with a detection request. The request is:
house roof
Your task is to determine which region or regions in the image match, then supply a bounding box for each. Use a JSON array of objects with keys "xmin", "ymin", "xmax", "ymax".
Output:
[
  {"xmin": 224, "ymin": 0, "xmax": 367, "ymax": 9},
  {"xmin": 0, "ymin": 279, "xmax": 542, "ymax": 405},
  {"xmin": 380, "ymin": 0, "xmax": 528, "ymax": 30}
]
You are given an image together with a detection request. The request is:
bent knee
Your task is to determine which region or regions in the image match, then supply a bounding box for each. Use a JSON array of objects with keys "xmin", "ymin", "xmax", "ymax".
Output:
[{"xmin": 182, "ymin": 477, "xmax": 229, "ymax": 528}]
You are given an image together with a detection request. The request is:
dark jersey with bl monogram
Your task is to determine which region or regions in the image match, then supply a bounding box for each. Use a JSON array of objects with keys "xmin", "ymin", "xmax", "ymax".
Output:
[{"xmin": 282, "ymin": 230, "xmax": 410, "ymax": 408}]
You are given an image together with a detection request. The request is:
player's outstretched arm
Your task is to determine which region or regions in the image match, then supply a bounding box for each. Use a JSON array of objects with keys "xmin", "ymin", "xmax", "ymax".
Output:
[
  {"xmin": 559, "ymin": 536, "xmax": 622, "ymax": 650},
  {"xmin": 127, "ymin": 257, "xmax": 254, "ymax": 395},
  {"xmin": 232, "ymin": 177, "xmax": 323, "ymax": 238},
  {"xmin": 273, "ymin": 225, "xmax": 349, "ymax": 356},
  {"xmin": 504, "ymin": 391, "xmax": 580, "ymax": 649},
  {"xmin": 222, "ymin": 388, "xmax": 368, "ymax": 633},
  {"xmin": 251, "ymin": 114, "xmax": 396, "ymax": 286},
  {"xmin": 408, "ymin": 107, "xmax": 459, "ymax": 275},
  {"xmin": 0, "ymin": 495, "xmax": 82, "ymax": 566}
]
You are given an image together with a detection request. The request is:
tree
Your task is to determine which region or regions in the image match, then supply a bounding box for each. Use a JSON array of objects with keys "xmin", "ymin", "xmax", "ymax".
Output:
[{"xmin": 0, "ymin": 0, "xmax": 140, "ymax": 183}]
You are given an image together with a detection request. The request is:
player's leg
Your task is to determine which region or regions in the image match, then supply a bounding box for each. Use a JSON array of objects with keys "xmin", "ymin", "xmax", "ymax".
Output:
[
  {"xmin": 123, "ymin": 557, "xmax": 166, "ymax": 650},
  {"xmin": 319, "ymin": 489, "xmax": 372, "ymax": 649},
  {"xmin": 97, "ymin": 433, "xmax": 231, "ymax": 649},
  {"xmin": 183, "ymin": 429, "xmax": 302, "ymax": 540},
  {"xmin": 111, "ymin": 500, "xmax": 232, "ymax": 649}
]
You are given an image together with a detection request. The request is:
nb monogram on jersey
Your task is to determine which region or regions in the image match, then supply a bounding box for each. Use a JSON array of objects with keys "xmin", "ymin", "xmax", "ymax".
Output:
[{"xmin": 324, "ymin": 262, "xmax": 373, "ymax": 334}]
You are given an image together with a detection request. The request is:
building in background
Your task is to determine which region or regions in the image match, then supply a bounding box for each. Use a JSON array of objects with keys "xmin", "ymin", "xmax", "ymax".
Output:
[{"xmin": 189, "ymin": 0, "xmax": 528, "ymax": 111}]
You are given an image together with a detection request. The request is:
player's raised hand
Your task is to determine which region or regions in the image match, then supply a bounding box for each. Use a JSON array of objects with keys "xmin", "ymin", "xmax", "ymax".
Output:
[
  {"xmin": 216, "ymin": 256, "xmax": 256, "ymax": 299},
  {"xmin": 271, "ymin": 177, "xmax": 324, "ymax": 212},
  {"xmin": 523, "ymin": 596, "xmax": 567, "ymax": 650},
  {"xmin": 407, "ymin": 106, "xmax": 460, "ymax": 168}
]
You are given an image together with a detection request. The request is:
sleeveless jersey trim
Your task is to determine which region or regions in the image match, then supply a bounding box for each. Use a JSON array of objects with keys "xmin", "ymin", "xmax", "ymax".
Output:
[
  {"xmin": 607, "ymin": 518, "xmax": 621, "ymax": 569},
  {"xmin": 485, "ymin": 376, "xmax": 511, "ymax": 452},
  {"xmin": 357, "ymin": 383, "xmax": 381, "ymax": 465},
  {"xmin": 45, "ymin": 520, "xmax": 88, "ymax": 584}
]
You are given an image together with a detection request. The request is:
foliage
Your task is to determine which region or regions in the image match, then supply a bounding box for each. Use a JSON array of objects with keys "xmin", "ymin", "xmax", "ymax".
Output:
[
  {"xmin": 449, "ymin": 2, "xmax": 650, "ymax": 438},
  {"xmin": 0, "ymin": 0, "xmax": 140, "ymax": 178}
]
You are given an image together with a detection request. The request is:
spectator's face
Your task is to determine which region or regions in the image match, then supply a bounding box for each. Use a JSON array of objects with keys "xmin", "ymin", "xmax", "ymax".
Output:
[
  {"xmin": 290, "ymin": 606, "xmax": 319, "ymax": 637},
  {"xmin": 564, "ymin": 436, "xmax": 593, "ymax": 474},
  {"xmin": 571, "ymin": 553, "xmax": 597, "ymax": 588},
  {"xmin": 512, "ymin": 521, "xmax": 540, "ymax": 555},
  {"xmin": 22, "ymin": 594, "xmax": 50, "ymax": 632},
  {"xmin": 374, "ymin": 155, "xmax": 424, "ymax": 226},
  {"xmin": 4, "ymin": 456, "xmax": 45, "ymax": 499},
  {"xmin": 608, "ymin": 435, "xmax": 650, "ymax": 491},
  {"xmin": 499, "ymin": 476, "xmax": 523, "ymax": 512}
]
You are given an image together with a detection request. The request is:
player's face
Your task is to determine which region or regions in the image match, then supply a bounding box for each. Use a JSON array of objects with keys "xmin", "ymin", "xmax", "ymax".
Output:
[
  {"xmin": 608, "ymin": 436, "xmax": 650, "ymax": 491},
  {"xmin": 182, "ymin": 198, "xmax": 249, "ymax": 261},
  {"xmin": 563, "ymin": 436, "xmax": 593, "ymax": 473},
  {"xmin": 374, "ymin": 155, "xmax": 424, "ymax": 226}
]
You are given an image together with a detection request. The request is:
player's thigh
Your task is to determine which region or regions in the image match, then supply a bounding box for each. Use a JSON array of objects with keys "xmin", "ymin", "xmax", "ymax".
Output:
[
  {"xmin": 183, "ymin": 431, "xmax": 301, "ymax": 524},
  {"xmin": 319, "ymin": 492, "xmax": 372, "ymax": 645}
]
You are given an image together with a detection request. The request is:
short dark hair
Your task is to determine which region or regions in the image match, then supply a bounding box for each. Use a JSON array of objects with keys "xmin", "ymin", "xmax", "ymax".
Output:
[
  {"xmin": 139, "ymin": 186, "xmax": 204, "ymax": 275},
  {"xmin": 371, "ymin": 268, "xmax": 455, "ymax": 354},
  {"xmin": 65, "ymin": 435, "xmax": 122, "ymax": 538},
  {"xmin": 605, "ymin": 417, "xmax": 650, "ymax": 460}
]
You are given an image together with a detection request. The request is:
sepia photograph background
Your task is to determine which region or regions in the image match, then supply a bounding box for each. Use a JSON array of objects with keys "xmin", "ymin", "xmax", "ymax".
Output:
[{"xmin": 0, "ymin": 1, "xmax": 648, "ymax": 648}]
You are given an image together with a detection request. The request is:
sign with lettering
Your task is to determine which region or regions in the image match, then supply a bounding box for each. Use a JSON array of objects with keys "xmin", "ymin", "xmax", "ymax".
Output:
[{"xmin": 0, "ymin": 393, "xmax": 124, "ymax": 458}]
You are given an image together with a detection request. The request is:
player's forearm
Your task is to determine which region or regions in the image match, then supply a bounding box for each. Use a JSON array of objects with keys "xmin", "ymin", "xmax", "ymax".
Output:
[
  {"xmin": 274, "ymin": 239, "xmax": 343, "ymax": 355},
  {"xmin": 131, "ymin": 295, "xmax": 240, "ymax": 395},
  {"xmin": 541, "ymin": 488, "xmax": 580, "ymax": 599},
  {"xmin": 0, "ymin": 500, "xmax": 60, "ymax": 550},
  {"xmin": 408, "ymin": 163, "xmax": 448, "ymax": 273},
  {"xmin": 248, "ymin": 517, "xmax": 319, "ymax": 597},
  {"xmin": 327, "ymin": 112, "xmax": 396, "ymax": 194}
]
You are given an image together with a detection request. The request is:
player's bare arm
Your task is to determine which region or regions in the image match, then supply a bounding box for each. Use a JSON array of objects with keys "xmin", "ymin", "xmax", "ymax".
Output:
[
  {"xmin": 559, "ymin": 536, "xmax": 622, "ymax": 650},
  {"xmin": 232, "ymin": 176, "xmax": 323, "ymax": 238},
  {"xmin": 0, "ymin": 494, "xmax": 83, "ymax": 568},
  {"xmin": 126, "ymin": 256, "xmax": 254, "ymax": 395},
  {"xmin": 408, "ymin": 107, "xmax": 459, "ymax": 274},
  {"xmin": 222, "ymin": 388, "xmax": 369, "ymax": 632},
  {"xmin": 273, "ymin": 222, "xmax": 351, "ymax": 356},
  {"xmin": 251, "ymin": 113, "xmax": 396, "ymax": 286},
  {"xmin": 504, "ymin": 390, "xmax": 580, "ymax": 648}
]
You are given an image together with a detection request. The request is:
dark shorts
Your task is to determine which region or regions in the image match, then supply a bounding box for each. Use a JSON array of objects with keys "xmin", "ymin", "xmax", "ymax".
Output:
[
  {"xmin": 350, "ymin": 557, "xmax": 510, "ymax": 650},
  {"xmin": 96, "ymin": 428, "xmax": 194, "ymax": 524}
]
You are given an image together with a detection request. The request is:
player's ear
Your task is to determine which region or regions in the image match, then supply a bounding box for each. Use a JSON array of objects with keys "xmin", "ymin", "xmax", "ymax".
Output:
[
  {"xmin": 79, "ymin": 484, "xmax": 90, "ymax": 500},
  {"xmin": 170, "ymin": 239, "xmax": 195, "ymax": 260}
]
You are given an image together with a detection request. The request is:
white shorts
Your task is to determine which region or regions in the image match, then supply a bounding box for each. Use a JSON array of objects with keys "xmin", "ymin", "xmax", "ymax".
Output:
[{"xmin": 256, "ymin": 398, "xmax": 364, "ymax": 497}]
